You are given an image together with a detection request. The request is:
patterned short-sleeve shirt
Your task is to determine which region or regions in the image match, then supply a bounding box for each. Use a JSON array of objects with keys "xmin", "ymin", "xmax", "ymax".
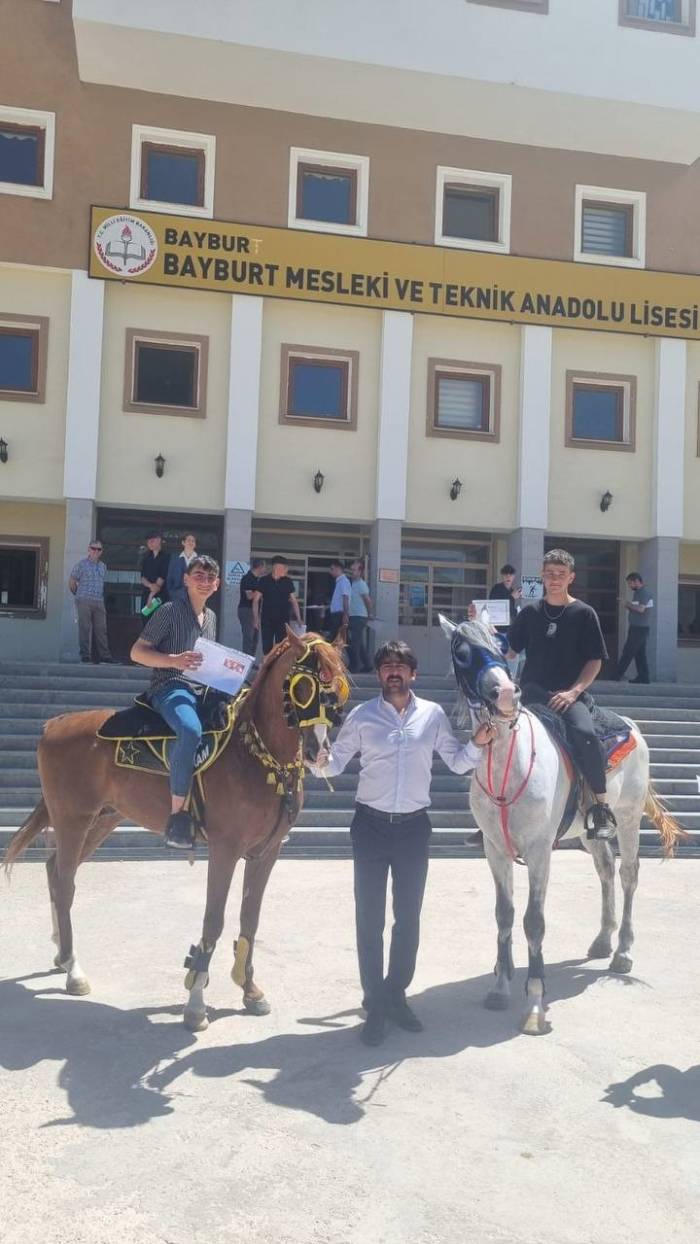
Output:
[
  {"xmin": 70, "ymin": 557, "xmax": 106, "ymax": 602},
  {"xmin": 141, "ymin": 597, "xmax": 217, "ymax": 694}
]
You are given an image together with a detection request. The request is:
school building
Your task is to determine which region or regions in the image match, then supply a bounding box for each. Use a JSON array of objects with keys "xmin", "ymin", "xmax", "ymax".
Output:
[{"xmin": 3, "ymin": 0, "xmax": 700, "ymax": 674}]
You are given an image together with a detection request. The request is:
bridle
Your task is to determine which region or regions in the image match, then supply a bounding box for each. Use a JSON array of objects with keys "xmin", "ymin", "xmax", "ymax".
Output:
[{"xmin": 282, "ymin": 635, "xmax": 350, "ymax": 729}]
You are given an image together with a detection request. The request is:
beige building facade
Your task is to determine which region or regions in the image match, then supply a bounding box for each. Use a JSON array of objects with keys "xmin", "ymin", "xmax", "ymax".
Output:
[{"xmin": 2, "ymin": 0, "xmax": 700, "ymax": 674}]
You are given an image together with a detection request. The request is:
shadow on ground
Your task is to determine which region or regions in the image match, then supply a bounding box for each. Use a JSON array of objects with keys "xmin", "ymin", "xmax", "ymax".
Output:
[
  {"xmin": 602, "ymin": 1064, "xmax": 700, "ymax": 1122},
  {"xmin": 0, "ymin": 958, "xmax": 646, "ymax": 1129}
]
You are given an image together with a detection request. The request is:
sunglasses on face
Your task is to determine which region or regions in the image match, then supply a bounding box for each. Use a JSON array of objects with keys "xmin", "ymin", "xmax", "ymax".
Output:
[{"xmin": 89, "ymin": 546, "xmax": 103, "ymax": 552}]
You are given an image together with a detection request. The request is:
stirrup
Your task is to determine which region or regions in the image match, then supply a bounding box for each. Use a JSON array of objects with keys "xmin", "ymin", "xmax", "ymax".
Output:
[{"xmin": 584, "ymin": 803, "xmax": 617, "ymax": 841}]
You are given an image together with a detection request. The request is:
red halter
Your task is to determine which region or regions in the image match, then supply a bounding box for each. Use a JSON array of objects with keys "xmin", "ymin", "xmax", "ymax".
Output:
[{"xmin": 473, "ymin": 711, "xmax": 537, "ymax": 862}]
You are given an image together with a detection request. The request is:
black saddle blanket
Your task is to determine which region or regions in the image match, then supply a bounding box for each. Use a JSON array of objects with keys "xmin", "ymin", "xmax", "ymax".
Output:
[{"xmin": 98, "ymin": 688, "xmax": 234, "ymax": 741}]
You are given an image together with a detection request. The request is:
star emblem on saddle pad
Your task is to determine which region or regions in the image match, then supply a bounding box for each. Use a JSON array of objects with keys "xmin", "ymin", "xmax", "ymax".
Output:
[{"xmin": 120, "ymin": 741, "xmax": 141, "ymax": 766}]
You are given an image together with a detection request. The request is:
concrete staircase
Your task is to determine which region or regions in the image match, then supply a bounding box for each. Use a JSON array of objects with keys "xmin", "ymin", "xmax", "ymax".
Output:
[{"xmin": 1, "ymin": 661, "xmax": 699, "ymax": 859}]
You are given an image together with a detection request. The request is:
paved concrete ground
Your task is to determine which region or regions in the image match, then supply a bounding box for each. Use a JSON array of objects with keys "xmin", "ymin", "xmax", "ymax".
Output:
[{"xmin": 2, "ymin": 855, "xmax": 699, "ymax": 1244}]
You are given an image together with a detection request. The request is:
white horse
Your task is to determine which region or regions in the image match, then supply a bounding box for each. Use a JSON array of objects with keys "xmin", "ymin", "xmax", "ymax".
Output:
[{"xmin": 440, "ymin": 616, "xmax": 682, "ymax": 1036}]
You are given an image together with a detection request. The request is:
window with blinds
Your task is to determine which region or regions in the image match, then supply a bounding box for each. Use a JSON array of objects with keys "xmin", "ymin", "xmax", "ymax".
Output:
[
  {"xmin": 624, "ymin": 0, "xmax": 682, "ymax": 22},
  {"xmin": 581, "ymin": 201, "xmax": 632, "ymax": 257},
  {"xmin": 435, "ymin": 374, "xmax": 489, "ymax": 431}
]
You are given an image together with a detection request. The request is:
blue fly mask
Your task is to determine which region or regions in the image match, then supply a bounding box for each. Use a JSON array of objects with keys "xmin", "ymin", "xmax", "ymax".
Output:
[{"xmin": 439, "ymin": 615, "xmax": 515, "ymax": 712}]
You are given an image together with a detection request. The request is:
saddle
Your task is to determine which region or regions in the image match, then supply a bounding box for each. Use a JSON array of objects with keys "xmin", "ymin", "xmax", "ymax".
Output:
[
  {"xmin": 526, "ymin": 696, "xmax": 637, "ymax": 842},
  {"xmin": 96, "ymin": 688, "xmax": 240, "ymax": 782}
]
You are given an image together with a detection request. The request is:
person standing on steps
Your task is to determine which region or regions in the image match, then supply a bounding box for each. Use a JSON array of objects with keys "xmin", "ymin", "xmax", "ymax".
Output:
[
  {"xmin": 251, "ymin": 555, "xmax": 303, "ymax": 654},
  {"xmin": 308, "ymin": 639, "xmax": 495, "ymax": 1048},
  {"xmin": 612, "ymin": 572, "xmax": 653, "ymax": 685},
  {"xmin": 328, "ymin": 560, "xmax": 351, "ymax": 644},
  {"xmin": 167, "ymin": 533, "xmax": 197, "ymax": 603},
  {"xmin": 68, "ymin": 540, "xmax": 116, "ymax": 664},
  {"xmin": 237, "ymin": 557, "xmax": 266, "ymax": 657},
  {"xmin": 348, "ymin": 559, "xmax": 373, "ymax": 673},
  {"xmin": 139, "ymin": 531, "xmax": 170, "ymax": 615}
]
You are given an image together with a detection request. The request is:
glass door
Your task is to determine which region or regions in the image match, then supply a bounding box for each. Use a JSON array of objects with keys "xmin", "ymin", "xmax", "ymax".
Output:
[{"xmin": 547, "ymin": 536, "xmax": 620, "ymax": 664}]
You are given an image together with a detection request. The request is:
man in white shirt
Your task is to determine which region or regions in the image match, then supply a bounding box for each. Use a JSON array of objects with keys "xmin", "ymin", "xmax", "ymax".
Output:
[
  {"xmin": 327, "ymin": 559, "xmax": 351, "ymax": 643},
  {"xmin": 348, "ymin": 559, "xmax": 373, "ymax": 673},
  {"xmin": 310, "ymin": 639, "xmax": 494, "ymax": 1046}
]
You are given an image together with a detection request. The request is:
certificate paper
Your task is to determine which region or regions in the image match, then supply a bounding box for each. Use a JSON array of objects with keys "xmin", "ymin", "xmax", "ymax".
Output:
[
  {"xmin": 184, "ymin": 638, "xmax": 254, "ymax": 696},
  {"xmin": 472, "ymin": 600, "xmax": 511, "ymax": 628}
]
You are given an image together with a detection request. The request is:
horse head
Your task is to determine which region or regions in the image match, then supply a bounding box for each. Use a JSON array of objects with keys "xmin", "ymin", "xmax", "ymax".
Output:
[
  {"xmin": 439, "ymin": 614, "xmax": 520, "ymax": 720},
  {"xmin": 281, "ymin": 628, "xmax": 350, "ymax": 763}
]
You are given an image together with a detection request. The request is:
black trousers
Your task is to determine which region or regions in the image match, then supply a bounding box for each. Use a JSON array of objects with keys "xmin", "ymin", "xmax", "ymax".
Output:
[
  {"xmin": 261, "ymin": 617, "xmax": 288, "ymax": 654},
  {"xmin": 327, "ymin": 611, "xmax": 345, "ymax": 642},
  {"xmin": 348, "ymin": 617, "xmax": 370, "ymax": 672},
  {"xmin": 351, "ymin": 804, "xmax": 431, "ymax": 1013},
  {"xmin": 523, "ymin": 685, "xmax": 607, "ymax": 796},
  {"xmin": 615, "ymin": 628, "xmax": 650, "ymax": 683}
]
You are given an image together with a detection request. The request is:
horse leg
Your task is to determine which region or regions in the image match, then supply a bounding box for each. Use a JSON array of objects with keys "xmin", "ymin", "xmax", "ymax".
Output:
[
  {"xmin": 521, "ymin": 847, "xmax": 551, "ymax": 1036},
  {"xmin": 184, "ymin": 835, "xmax": 239, "ymax": 1032},
  {"xmin": 584, "ymin": 839, "xmax": 617, "ymax": 959},
  {"xmin": 483, "ymin": 835, "xmax": 515, "ymax": 1011},
  {"xmin": 51, "ymin": 815, "xmax": 95, "ymax": 995},
  {"xmin": 232, "ymin": 842, "xmax": 283, "ymax": 1016},
  {"xmin": 610, "ymin": 815, "xmax": 640, "ymax": 974},
  {"xmin": 46, "ymin": 810, "xmax": 123, "ymax": 971}
]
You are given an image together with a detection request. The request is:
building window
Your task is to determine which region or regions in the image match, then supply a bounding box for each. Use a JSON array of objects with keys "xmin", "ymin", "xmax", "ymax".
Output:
[
  {"xmin": 565, "ymin": 372, "xmax": 637, "ymax": 451},
  {"xmin": 288, "ymin": 149, "xmax": 369, "ymax": 236},
  {"xmin": 467, "ymin": 0, "xmax": 548, "ymax": 10},
  {"xmin": 427, "ymin": 359, "xmax": 501, "ymax": 441},
  {"xmin": 0, "ymin": 537, "xmax": 49, "ymax": 618},
  {"xmin": 0, "ymin": 314, "xmax": 49, "ymax": 403},
  {"xmin": 574, "ymin": 186, "xmax": 646, "ymax": 268},
  {"xmin": 130, "ymin": 125, "xmax": 215, "ymax": 218},
  {"xmin": 619, "ymin": 0, "xmax": 695, "ymax": 35},
  {"xmin": 123, "ymin": 330, "xmax": 209, "ymax": 417},
  {"xmin": 435, "ymin": 168, "xmax": 511, "ymax": 253},
  {"xmin": 0, "ymin": 106, "xmax": 55, "ymax": 200},
  {"xmin": 279, "ymin": 345, "xmax": 359, "ymax": 429}
]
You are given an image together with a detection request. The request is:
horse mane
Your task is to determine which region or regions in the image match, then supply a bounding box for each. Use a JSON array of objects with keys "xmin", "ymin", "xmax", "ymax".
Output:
[
  {"xmin": 241, "ymin": 632, "xmax": 347, "ymax": 721},
  {"xmin": 453, "ymin": 618, "xmax": 505, "ymax": 660}
]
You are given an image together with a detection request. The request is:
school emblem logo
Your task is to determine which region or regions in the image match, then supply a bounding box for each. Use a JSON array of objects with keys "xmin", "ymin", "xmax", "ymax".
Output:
[{"xmin": 94, "ymin": 214, "xmax": 157, "ymax": 276}]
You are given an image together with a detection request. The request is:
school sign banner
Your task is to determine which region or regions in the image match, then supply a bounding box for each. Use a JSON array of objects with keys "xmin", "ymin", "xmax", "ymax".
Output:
[{"xmin": 89, "ymin": 205, "xmax": 700, "ymax": 339}]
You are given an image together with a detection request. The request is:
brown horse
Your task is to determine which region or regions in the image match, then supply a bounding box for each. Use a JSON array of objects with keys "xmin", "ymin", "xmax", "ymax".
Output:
[{"xmin": 3, "ymin": 629, "xmax": 348, "ymax": 1031}]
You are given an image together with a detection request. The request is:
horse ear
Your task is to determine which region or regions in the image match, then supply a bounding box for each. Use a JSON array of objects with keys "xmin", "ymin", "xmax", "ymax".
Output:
[
  {"xmin": 285, "ymin": 625, "xmax": 306, "ymax": 654},
  {"xmin": 438, "ymin": 613, "xmax": 457, "ymax": 640}
]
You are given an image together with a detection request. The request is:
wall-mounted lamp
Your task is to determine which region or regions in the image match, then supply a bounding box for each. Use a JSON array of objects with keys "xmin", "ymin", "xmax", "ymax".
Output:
[
  {"xmin": 600, "ymin": 489, "xmax": 613, "ymax": 513},
  {"xmin": 154, "ymin": 453, "xmax": 166, "ymax": 479},
  {"xmin": 313, "ymin": 469, "xmax": 325, "ymax": 494},
  {"xmin": 449, "ymin": 477, "xmax": 462, "ymax": 501},
  {"xmin": 0, "ymin": 438, "xmax": 7, "ymax": 465}
]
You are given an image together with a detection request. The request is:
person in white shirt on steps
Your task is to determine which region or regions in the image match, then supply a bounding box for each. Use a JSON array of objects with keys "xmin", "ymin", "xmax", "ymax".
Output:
[{"xmin": 309, "ymin": 638, "xmax": 494, "ymax": 1047}]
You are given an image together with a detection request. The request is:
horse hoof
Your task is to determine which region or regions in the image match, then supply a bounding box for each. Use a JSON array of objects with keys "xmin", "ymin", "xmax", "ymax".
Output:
[
  {"xmin": 244, "ymin": 995, "xmax": 271, "ymax": 1016},
  {"xmin": 520, "ymin": 1007, "xmax": 549, "ymax": 1036},
  {"xmin": 587, "ymin": 937, "xmax": 613, "ymax": 959},
  {"xmin": 484, "ymin": 991, "xmax": 510, "ymax": 1011},
  {"xmin": 184, "ymin": 1008, "xmax": 209, "ymax": 1032},
  {"xmin": 610, "ymin": 953, "xmax": 633, "ymax": 975},
  {"xmin": 66, "ymin": 976, "xmax": 91, "ymax": 996}
]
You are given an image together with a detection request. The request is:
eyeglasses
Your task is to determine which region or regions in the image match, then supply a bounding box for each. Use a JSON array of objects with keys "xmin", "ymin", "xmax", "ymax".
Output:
[
  {"xmin": 188, "ymin": 571, "xmax": 218, "ymax": 583},
  {"xmin": 89, "ymin": 545, "xmax": 103, "ymax": 552}
]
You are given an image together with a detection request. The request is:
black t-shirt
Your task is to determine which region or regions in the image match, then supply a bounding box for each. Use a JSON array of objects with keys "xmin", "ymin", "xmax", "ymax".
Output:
[
  {"xmin": 256, "ymin": 574, "xmax": 295, "ymax": 622},
  {"xmin": 508, "ymin": 599, "xmax": 608, "ymax": 693},
  {"xmin": 238, "ymin": 569, "xmax": 259, "ymax": 609},
  {"xmin": 489, "ymin": 581, "xmax": 517, "ymax": 631},
  {"xmin": 140, "ymin": 550, "xmax": 170, "ymax": 605}
]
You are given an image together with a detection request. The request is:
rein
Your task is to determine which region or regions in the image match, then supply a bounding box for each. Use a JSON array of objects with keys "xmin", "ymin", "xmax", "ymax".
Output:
[{"xmin": 474, "ymin": 710, "xmax": 537, "ymax": 862}]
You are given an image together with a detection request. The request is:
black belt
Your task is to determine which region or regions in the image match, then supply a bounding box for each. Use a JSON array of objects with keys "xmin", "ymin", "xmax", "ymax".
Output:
[{"xmin": 355, "ymin": 802, "xmax": 428, "ymax": 824}]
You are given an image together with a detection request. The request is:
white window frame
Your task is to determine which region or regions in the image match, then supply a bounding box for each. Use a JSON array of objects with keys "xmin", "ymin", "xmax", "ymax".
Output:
[
  {"xmin": 0, "ymin": 105, "xmax": 55, "ymax": 200},
  {"xmin": 435, "ymin": 167, "xmax": 512, "ymax": 253},
  {"xmin": 288, "ymin": 147, "xmax": 370, "ymax": 237},
  {"xmin": 130, "ymin": 124, "xmax": 216, "ymax": 219},
  {"xmin": 574, "ymin": 185, "xmax": 646, "ymax": 269}
]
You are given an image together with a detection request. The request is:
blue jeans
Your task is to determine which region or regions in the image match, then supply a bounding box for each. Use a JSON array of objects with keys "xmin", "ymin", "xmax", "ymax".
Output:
[{"xmin": 150, "ymin": 683, "xmax": 202, "ymax": 799}]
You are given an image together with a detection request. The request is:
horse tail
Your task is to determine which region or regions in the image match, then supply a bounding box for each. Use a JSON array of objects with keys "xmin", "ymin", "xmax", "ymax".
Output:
[
  {"xmin": 644, "ymin": 783, "xmax": 688, "ymax": 858},
  {"xmin": 3, "ymin": 799, "xmax": 50, "ymax": 875}
]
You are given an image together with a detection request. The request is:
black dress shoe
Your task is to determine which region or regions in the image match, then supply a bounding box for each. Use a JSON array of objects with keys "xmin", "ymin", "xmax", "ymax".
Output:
[
  {"xmin": 387, "ymin": 995, "xmax": 424, "ymax": 1032},
  {"xmin": 100, "ymin": 656, "xmax": 118, "ymax": 664},
  {"xmin": 361, "ymin": 1011, "xmax": 387, "ymax": 1046},
  {"xmin": 466, "ymin": 830, "xmax": 484, "ymax": 847},
  {"xmin": 165, "ymin": 810, "xmax": 195, "ymax": 850}
]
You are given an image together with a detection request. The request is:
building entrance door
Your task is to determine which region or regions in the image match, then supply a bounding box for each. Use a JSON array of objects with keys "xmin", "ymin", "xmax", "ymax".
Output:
[
  {"xmin": 547, "ymin": 535, "xmax": 620, "ymax": 666},
  {"xmin": 96, "ymin": 508, "xmax": 223, "ymax": 662},
  {"xmin": 251, "ymin": 519, "xmax": 370, "ymax": 635}
]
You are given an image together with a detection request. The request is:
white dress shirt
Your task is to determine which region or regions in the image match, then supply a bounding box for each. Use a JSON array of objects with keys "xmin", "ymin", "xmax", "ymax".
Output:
[{"xmin": 320, "ymin": 692, "xmax": 482, "ymax": 814}]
